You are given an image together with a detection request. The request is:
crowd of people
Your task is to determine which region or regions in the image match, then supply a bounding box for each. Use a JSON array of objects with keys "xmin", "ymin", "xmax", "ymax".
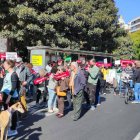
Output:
[{"xmin": 0, "ymin": 57, "xmax": 140, "ymax": 138}]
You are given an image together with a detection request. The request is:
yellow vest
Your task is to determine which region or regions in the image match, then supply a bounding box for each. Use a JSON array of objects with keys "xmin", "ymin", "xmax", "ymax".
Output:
[{"xmin": 101, "ymin": 68, "xmax": 109, "ymax": 80}]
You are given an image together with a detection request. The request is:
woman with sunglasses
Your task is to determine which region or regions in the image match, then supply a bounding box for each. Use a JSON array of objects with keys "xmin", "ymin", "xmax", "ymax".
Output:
[
  {"xmin": 56, "ymin": 66, "xmax": 69, "ymax": 118},
  {"xmin": 47, "ymin": 67, "xmax": 58, "ymax": 113}
]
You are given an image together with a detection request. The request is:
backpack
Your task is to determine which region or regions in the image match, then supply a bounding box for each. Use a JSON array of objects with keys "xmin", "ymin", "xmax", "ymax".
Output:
[{"xmin": 11, "ymin": 72, "xmax": 21, "ymax": 94}]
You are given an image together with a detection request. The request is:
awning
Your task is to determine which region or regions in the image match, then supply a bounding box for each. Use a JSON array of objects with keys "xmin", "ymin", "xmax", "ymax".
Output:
[{"xmin": 27, "ymin": 46, "xmax": 117, "ymax": 58}]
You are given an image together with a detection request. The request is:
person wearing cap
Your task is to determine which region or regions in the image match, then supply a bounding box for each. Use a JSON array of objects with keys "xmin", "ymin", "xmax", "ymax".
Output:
[
  {"xmin": 15, "ymin": 57, "xmax": 33, "ymax": 112},
  {"xmin": 132, "ymin": 61, "xmax": 140, "ymax": 103},
  {"xmin": 70, "ymin": 62, "xmax": 86, "ymax": 121}
]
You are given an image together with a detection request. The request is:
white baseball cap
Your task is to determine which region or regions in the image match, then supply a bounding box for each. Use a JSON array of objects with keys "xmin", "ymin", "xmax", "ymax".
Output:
[
  {"xmin": 16, "ymin": 57, "xmax": 23, "ymax": 63},
  {"xmin": 46, "ymin": 65, "xmax": 52, "ymax": 73}
]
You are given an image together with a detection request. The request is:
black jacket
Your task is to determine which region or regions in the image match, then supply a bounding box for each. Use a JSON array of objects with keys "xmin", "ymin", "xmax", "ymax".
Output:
[{"xmin": 133, "ymin": 68, "xmax": 140, "ymax": 83}]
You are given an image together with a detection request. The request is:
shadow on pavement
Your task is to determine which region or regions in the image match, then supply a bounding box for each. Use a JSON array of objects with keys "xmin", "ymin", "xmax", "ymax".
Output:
[
  {"xmin": 100, "ymin": 96, "xmax": 106, "ymax": 103},
  {"xmin": 10, "ymin": 113, "xmax": 45, "ymax": 140}
]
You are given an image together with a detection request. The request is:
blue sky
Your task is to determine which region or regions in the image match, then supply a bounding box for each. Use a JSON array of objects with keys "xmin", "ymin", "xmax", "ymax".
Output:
[{"xmin": 115, "ymin": 0, "xmax": 140, "ymax": 23}]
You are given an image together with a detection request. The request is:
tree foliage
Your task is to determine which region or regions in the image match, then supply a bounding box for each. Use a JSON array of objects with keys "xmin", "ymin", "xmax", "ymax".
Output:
[
  {"xmin": 113, "ymin": 33, "xmax": 134, "ymax": 60},
  {"xmin": 0, "ymin": 0, "xmax": 131, "ymax": 56},
  {"xmin": 130, "ymin": 30, "xmax": 140, "ymax": 60}
]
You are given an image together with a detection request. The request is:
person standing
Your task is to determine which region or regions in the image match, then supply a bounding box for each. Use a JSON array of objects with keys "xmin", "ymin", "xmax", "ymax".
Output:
[
  {"xmin": 87, "ymin": 58, "xmax": 99, "ymax": 110},
  {"xmin": 56, "ymin": 66, "xmax": 69, "ymax": 118},
  {"xmin": 132, "ymin": 61, "xmax": 140, "ymax": 103},
  {"xmin": 15, "ymin": 57, "xmax": 33, "ymax": 112},
  {"xmin": 47, "ymin": 67, "xmax": 58, "ymax": 113},
  {"xmin": 101, "ymin": 66, "xmax": 109, "ymax": 95},
  {"xmin": 1, "ymin": 60, "xmax": 20, "ymax": 136},
  {"xmin": 70, "ymin": 62, "xmax": 86, "ymax": 121}
]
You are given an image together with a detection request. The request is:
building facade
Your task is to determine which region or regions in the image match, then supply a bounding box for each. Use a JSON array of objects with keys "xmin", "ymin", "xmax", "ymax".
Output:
[{"xmin": 129, "ymin": 17, "xmax": 140, "ymax": 33}]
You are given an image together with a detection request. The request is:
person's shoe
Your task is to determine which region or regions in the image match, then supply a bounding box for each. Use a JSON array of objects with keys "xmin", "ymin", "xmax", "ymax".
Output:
[
  {"xmin": 48, "ymin": 109, "xmax": 54, "ymax": 113},
  {"xmin": 83, "ymin": 104, "xmax": 91, "ymax": 109},
  {"xmin": 65, "ymin": 105, "xmax": 72, "ymax": 110},
  {"xmin": 97, "ymin": 103, "xmax": 101, "ymax": 106},
  {"xmin": 71, "ymin": 115, "xmax": 79, "ymax": 121},
  {"xmin": 39, "ymin": 103, "xmax": 47, "ymax": 108},
  {"xmin": 8, "ymin": 130, "xmax": 18, "ymax": 137},
  {"xmin": 132, "ymin": 101, "xmax": 139, "ymax": 104},
  {"xmin": 34, "ymin": 103, "xmax": 40, "ymax": 108},
  {"xmin": 53, "ymin": 108, "xmax": 59, "ymax": 112},
  {"xmin": 56, "ymin": 113, "xmax": 61, "ymax": 116},
  {"xmin": 73, "ymin": 118, "xmax": 78, "ymax": 121},
  {"xmin": 57, "ymin": 114, "xmax": 64, "ymax": 118},
  {"xmin": 90, "ymin": 105, "xmax": 96, "ymax": 111}
]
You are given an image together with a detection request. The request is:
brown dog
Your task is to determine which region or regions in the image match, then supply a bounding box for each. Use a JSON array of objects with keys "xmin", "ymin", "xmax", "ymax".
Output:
[{"xmin": 0, "ymin": 102, "xmax": 25, "ymax": 140}]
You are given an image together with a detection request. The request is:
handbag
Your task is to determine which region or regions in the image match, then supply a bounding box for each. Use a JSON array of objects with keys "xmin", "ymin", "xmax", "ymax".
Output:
[{"xmin": 56, "ymin": 86, "xmax": 66, "ymax": 96}]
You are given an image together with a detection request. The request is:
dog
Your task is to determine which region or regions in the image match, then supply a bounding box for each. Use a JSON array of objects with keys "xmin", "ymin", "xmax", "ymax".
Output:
[{"xmin": 0, "ymin": 102, "xmax": 25, "ymax": 140}]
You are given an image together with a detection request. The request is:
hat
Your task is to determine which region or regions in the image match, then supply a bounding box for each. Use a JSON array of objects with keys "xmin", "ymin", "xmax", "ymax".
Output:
[
  {"xmin": 16, "ymin": 57, "xmax": 23, "ymax": 63},
  {"xmin": 46, "ymin": 65, "xmax": 52, "ymax": 73}
]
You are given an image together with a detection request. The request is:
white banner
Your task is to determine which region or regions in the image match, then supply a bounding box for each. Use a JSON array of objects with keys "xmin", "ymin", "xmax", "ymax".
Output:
[
  {"xmin": 115, "ymin": 60, "xmax": 121, "ymax": 65},
  {"xmin": 104, "ymin": 58, "xmax": 108, "ymax": 64},
  {"xmin": 6, "ymin": 52, "xmax": 17, "ymax": 60}
]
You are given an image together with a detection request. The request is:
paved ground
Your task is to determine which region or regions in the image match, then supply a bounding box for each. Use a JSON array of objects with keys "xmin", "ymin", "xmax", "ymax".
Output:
[{"xmin": 9, "ymin": 94, "xmax": 140, "ymax": 140}]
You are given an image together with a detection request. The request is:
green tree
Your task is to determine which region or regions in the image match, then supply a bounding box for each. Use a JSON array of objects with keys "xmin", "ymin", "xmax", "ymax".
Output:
[
  {"xmin": 130, "ymin": 30, "xmax": 140, "ymax": 60},
  {"xmin": 0, "ymin": 0, "xmax": 131, "ymax": 56},
  {"xmin": 113, "ymin": 35, "xmax": 133, "ymax": 59}
]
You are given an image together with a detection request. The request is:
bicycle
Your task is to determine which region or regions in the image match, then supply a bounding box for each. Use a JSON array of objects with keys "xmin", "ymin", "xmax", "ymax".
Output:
[{"xmin": 122, "ymin": 79, "xmax": 134, "ymax": 104}]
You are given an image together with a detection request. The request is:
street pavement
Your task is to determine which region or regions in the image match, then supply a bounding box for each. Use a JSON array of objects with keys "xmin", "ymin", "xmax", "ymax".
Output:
[{"xmin": 9, "ymin": 94, "xmax": 140, "ymax": 140}]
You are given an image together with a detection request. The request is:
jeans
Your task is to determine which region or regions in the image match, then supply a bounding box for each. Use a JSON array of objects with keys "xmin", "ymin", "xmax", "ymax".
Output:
[
  {"xmin": 129, "ymin": 80, "xmax": 133, "ymax": 88},
  {"xmin": 119, "ymin": 80, "xmax": 122, "ymax": 94},
  {"xmin": 28, "ymin": 84, "xmax": 34, "ymax": 98},
  {"xmin": 48, "ymin": 88, "xmax": 57, "ymax": 110},
  {"xmin": 134, "ymin": 83, "xmax": 140, "ymax": 101}
]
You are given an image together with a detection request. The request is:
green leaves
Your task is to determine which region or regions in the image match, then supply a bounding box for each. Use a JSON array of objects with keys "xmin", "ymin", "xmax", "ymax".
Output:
[
  {"xmin": 0, "ymin": 0, "xmax": 130, "ymax": 55},
  {"xmin": 130, "ymin": 30, "xmax": 140, "ymax": 60}
]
